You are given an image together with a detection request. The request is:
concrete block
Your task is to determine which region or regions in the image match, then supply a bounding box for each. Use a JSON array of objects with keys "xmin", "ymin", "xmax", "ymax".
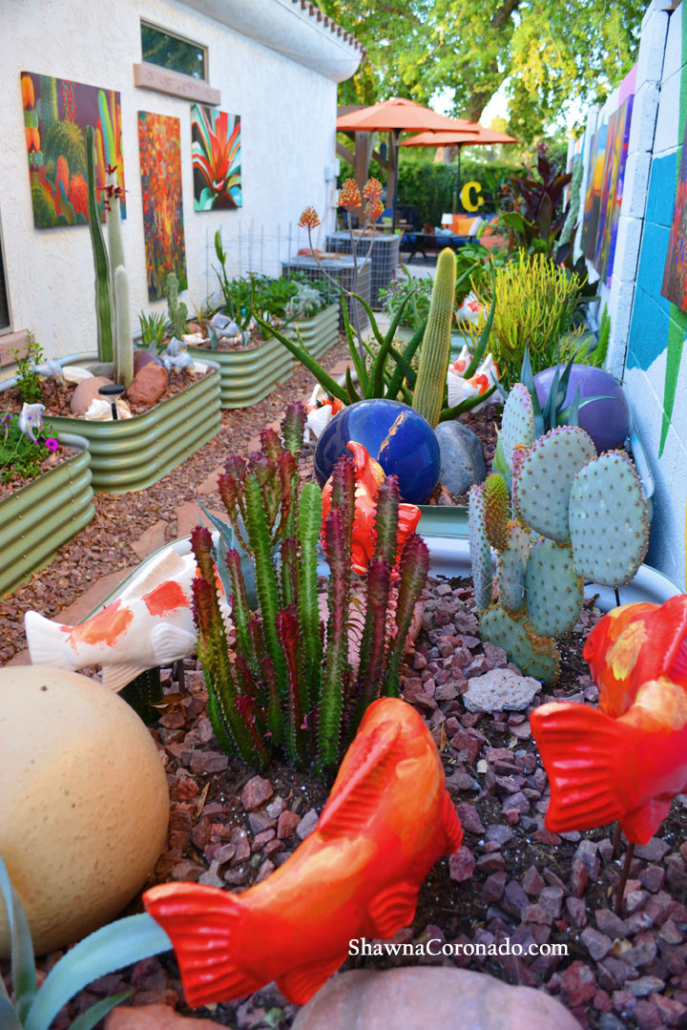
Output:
[
  {"xmin": 653, "ymin": 71, "xmax": 681, "ymax": 156},
  {"xmin": 622, "ymin": 151, "xmax": 653, "ymax": 218},
  {"xmin": 645, "ymin": 150, "xmax": 678, "ymax": 228},
  {"xmin": 607, "ymin": 277, "xmax": 636, "ymax": 377},
  {"xmin": 628, "ymin": 81, "xmax": 660, "ymax": 156},
  {"xmin": 662, "ymin": 3, "xmax": 682, "ymax": 80},
  {"xmin": 636, "ymin": 8, "xmax": 669, "ymax": 85},
  {"xmin": 613, "ymin": 215, "xmax": 644, "ymax": 282}
]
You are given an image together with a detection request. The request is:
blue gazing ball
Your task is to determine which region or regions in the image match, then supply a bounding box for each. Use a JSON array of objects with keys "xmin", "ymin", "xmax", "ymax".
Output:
[{"xmin": 314, "ymin": 399, "xmax": 440, "ymax": 504}]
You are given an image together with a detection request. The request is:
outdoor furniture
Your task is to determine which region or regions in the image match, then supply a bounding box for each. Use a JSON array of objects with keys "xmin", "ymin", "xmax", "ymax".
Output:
[{"xmin": 402, "ymin": 231, "xmax": 472, "ymax": 263}]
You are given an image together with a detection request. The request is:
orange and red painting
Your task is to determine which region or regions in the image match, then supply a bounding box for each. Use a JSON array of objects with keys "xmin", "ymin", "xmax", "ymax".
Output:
[
  {"xmin": 21, "ymin": 71, "xmax": 125, "ymax": 229},
  {"xmin": 138, "ymin": 111, "xmax": 187, "ymax": 301}
]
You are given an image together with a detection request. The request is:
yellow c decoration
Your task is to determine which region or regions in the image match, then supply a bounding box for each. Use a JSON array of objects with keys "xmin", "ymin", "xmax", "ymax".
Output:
[{"xmin": 461, "ymin": 181, "xmax": 483, "ymax": 212}]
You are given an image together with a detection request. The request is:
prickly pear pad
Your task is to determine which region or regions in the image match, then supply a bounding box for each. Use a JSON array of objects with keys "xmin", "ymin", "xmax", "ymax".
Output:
[
  {"xmin": 484, "ymin": 474, "xmax": 510, "ymax": 551},
  {"xmin": 518, "ymin": 427, "xmax": 597, "ymax": 543},
  {"xmin": 469, "ymin": 484, "xmax": 494, "ymax": 613},
  {"xmin": 525, "ymin": 538, "xmax": 584, "ymax": 637},
  {"xmin": 496, "ymin": 521, "xmax": 529, "ymax": 614},
  {"xmin": 569, "ymin": 451, "xmax": 649, "ymax": 587},
  {"xmin": 480, "ymin": 605, "xmax": 560, "ymax": 684},
  {"xmin": 501, "ymin": 384, "xmax": 535, "ymax": 473}
]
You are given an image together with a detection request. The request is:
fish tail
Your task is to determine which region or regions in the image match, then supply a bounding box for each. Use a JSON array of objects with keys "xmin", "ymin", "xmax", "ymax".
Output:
[
  {"xmin": 531, "ymin": 702, "xmax": 636, "ymax": 832},
  {"xmin": 24, "ymin": 611, "xmax": 74, "ymax": 668},
  {"xmin": 143, "ymin": 883, "xmax": 262, "ymax": 1006}
]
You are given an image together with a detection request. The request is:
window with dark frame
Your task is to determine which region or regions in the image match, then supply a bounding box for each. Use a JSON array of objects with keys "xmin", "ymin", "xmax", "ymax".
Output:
[{"xmin": 141, "ymin": 23, "xmax": 207, "ymax": 80}]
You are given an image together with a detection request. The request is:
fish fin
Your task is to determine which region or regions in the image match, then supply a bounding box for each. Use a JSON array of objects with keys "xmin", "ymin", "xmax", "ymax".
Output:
[
  {"xmin": 24, "ymin": 611, "xmax": 73, "ymax": 667},
  {"xmin": 150, "ymin": 623, "xmax": 197, "ymax": 665},
  {"xmin": 102, "ymin": 663, "xmax": 151, "ymax": 692},
  {"xmin": 441, "ymin": 790, "xmax": 464, "ymax": 855},
  {"xmin": 276, "ymin": 954, "xmax": 348, "ymax": 1005},
  {"xmin": 119, "ymin": 550, "xmax": 188, "ymax": 602},
  {"xmin": 143, "ymin": 883, "xmax": 260, "ymax": 1006},
  {"xmin": 531, "ymin": 702, "xmax": 633, "ymax": 832},
  {"xmin": 318, "ymin": 723, "xmax": 401, "ymax": 839},
  {"xmin": 367, "ymin": 881, "xmax": 419, "ymax": 939},
  {"xmin": 621, "ymin": 798, "xmax": 673, "ymax": 846}
]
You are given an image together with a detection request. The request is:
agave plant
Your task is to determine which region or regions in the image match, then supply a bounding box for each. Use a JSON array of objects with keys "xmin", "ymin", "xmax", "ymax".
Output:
[
  {"xmin": 192, "ymin": 404, "xmax": 430, "ymax": 774},
  {"xmin": 0, "ymin": 855, "xmax": 169, "ymax": 1030}
]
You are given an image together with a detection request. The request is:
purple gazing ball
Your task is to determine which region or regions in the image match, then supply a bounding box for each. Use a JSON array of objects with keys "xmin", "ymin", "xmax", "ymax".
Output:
[{"xmin": 533, "ymin": 364, "xmax": 630, "ymax": 453}]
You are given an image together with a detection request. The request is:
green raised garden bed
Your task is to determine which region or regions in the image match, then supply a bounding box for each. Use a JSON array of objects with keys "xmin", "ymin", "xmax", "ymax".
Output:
[
  {"xmin": 287, "ymin": 303, "xmax": 339, "ymax": 360},
  {"xmin": 42, "ymin": 358, "xmax": 221, "ymax": 493},
  {"xmin": 183, "ymin": 336, "xmax": 292, "ymax": 410},
  {"xmin": 0, "ymin": 433, "xmax": 94, "ymax": 597}
]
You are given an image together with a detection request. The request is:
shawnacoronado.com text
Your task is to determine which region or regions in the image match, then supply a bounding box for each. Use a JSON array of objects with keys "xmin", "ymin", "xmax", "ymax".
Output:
[{"xmin": 348, "ymin": 938, "xmax": 569, "ymax": 958}]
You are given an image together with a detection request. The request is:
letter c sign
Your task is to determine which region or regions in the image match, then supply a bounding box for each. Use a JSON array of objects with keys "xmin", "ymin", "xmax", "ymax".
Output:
[{"xmin": 461, "ymin": 181, "xmax": 483, "ymax": 212}]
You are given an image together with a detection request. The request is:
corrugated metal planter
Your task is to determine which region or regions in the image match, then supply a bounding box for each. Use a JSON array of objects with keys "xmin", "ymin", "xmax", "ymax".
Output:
[
  {"xmin": 183, "ymin": 336, "xmax": 292, "ymax": 410},
  {"xmin": 0, "ymin": 433, "xmax": 94, "ymax": 597},
  {"xmin": 40, "ymin": 359, "xmax": 221, "ymax": 493},
  {"xmin": 287, "ymin": 302, "xmax": 339, "ymax": 359},
  {"xmin": 417, "ymin": 503, "xmax": 468, "ymax": 539}
]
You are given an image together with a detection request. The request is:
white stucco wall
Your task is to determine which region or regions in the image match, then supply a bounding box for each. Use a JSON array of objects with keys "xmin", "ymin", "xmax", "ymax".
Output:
[{"xmin": 1, "ymin": 0, "xmax": 348, "ymax": 357}]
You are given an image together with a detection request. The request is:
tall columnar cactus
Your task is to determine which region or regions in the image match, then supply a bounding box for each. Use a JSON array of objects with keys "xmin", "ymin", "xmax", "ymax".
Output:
[
  {"xmin": 85, "ymin": 125, "xmax": 113, "ymax": 364},
  {"xmin": 469, "ymin": 386, "xmax": 650, "ymax": 683},
  {"xmin": 113, "ymin": 266, "xmax": 133, "ymax": 388},
  {"xmin": 167, "ymin": 272, "xmax": 188, "ymax": 339},
  {"xmin": 412, "ymin": 247, "xmax": 456, "ymax": 428},
  {"xmin": 192, "ymin": 405, "xmax": 429, "ymax": 775}
]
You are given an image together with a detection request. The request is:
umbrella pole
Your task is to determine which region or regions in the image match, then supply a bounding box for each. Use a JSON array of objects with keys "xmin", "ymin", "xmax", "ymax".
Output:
[
  {"xmin": 457, "ymin": 145, "xmax": 462, "ymax": 213},
  {"xmin": 392, "ymin": 128, "xmax": 401, "ymax": 232}
]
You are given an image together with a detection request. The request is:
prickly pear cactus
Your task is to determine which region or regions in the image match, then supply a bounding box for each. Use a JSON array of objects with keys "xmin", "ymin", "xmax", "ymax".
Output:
[
  {"xmin": 469, "ymin": 484, "xmax": 493, "ymax": 612},
  {"xmin": 496, "ymin": 521, "xmax": 529, "ymax": 614},
  {"xmin": 484, "ymin": 474, "xmax": 510, "ymax": 550},
  {"xmin": 480, "ymin": 605, "xmax": 560, "ymax": 683},
  {"xmin": 569, "ymin": 452, "xmax": 649, "ymax": 586},
  {"xmin": 525, "ymin": 538, "xmax": 584, "ymax": 637},
  {"xmin": 500, "ymin": 383, "xmax": 535, "ymax": 471},
  {"xmin": 517, "ymin": 427, "xmax": 597, "ymax": 543}
]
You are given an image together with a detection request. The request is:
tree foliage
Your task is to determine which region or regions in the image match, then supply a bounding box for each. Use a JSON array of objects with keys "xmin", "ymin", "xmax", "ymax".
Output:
[{"xmin": 316, "ymin": 0, "xmax": 644, "ymax": 139}]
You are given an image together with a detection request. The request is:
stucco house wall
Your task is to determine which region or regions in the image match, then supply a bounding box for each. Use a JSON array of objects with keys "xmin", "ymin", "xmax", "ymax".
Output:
[{"xmin": 0, "ymin": 0, "xmax": 360, "ymax": 358}]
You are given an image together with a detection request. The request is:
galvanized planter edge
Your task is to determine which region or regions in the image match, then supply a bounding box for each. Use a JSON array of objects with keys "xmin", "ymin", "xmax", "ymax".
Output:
[{"xmin": 0, "ymin": 432, "xmax": 94, "ymax": 598}]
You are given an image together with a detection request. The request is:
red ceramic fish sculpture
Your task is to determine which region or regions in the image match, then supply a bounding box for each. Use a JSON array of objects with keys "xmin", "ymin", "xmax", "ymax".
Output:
[
  {"xmin": 531, "ymin": 594, "xmax": 687, "ymax": 844},
  {"xmin": 321, "ymin": 441, "xmax": 421, "ymax": 574},
  {"xmin": 143, "ymin": 697, "xmax": 463, "ymax": 1006}
]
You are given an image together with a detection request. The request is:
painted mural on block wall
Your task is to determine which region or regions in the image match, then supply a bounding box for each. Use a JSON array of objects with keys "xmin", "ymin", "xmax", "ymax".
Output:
[
  {"xmin": 593, "ymin": 95, "xmax": 633, "ymax": 287},
  {"xmin": 581, "ymin": 125, "xmax": 608, "ymax": 261},
  {"xmin": 138, "ymin": 112, "xmax": 187, "ymax": 301},
  {"xmin": 191, "ymin": 105, "xmax": 242, "ymax": 211},
  {"xmin": 20, "ymin": 72, "xmax": 125, "ymax": 229},
  {"xmin": 661, "ymin": 114, "xmax": 687, "ymax": 312}
]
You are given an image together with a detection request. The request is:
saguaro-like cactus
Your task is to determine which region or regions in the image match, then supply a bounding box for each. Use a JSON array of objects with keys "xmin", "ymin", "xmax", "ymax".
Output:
[
  {"xmin": 85, "ymin": 125, "xmax": 113, "ymax": 364},
  {"xmin": 412, "ymin": 247, "xmax": 456, "ymax": 428}
]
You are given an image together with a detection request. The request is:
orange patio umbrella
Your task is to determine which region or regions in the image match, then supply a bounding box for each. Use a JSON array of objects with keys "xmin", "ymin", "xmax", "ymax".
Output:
[
  {"xmin": 402, "ymin": 125, "xmax": 518, "ymax": 212},
  {"xmin": 336, "ymin": 97, "xmax": 481, "ymax": 228}
]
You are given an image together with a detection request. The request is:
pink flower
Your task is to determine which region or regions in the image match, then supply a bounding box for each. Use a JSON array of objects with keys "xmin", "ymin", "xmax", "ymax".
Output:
[{"xmin": 45, "ymin": 437, "xmax": 59, "ymax": 451}]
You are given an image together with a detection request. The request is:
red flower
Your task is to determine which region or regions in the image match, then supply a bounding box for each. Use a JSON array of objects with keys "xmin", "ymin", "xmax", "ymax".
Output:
[
  {"xmin": 298, "ymin": 206, "xmax": 321, "ymax": 230},
  {"xmin": 367, "ymin": 197, "xmax": 385, "ymax": 223},
  {"xmin": 338, "ymin": 178, "xmax": 361, "ymax": 211},
  {"xmin": 363, "ymin": 178, "xmax": 383, "ymax": 201}
]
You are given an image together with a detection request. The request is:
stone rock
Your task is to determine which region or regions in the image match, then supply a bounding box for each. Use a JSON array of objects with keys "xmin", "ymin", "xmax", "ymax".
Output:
[
  {"xmin": 449, "ymin": 846, "xmax": 475, "ymax": 882},
  {"xmin": 291, "ymin": 968, "xmax": 581, "ymax": 1030},
  {"xmin": 434, "ymin": 421, "xmax": 486, "ymax": 497},
  {"xmin": 70, "ymin": 376, "xmax": 114, "ymax": 415},
  {"xmin": 463, "ymin": 670, "xmax": 541, "ymax": 714},
  {"xmin": 241, "ymin": 775, "xmax": 274, "ymax": 811},
  {"xmin": 106, "ymin": 1004, "xmax": 219, "ymax": 1030},
  {"xmin": 127, "ymin": 363, "xmax": 168, "ymax": 408},
  {"xmin": 134, "ymin": 350, "xmax": 164, "ymax": 375}
]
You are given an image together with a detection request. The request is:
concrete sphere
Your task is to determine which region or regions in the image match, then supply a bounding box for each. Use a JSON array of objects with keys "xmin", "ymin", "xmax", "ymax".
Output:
[{"xmin": 0, "ymin": 666, "xmax": 169, "ymax": 956}]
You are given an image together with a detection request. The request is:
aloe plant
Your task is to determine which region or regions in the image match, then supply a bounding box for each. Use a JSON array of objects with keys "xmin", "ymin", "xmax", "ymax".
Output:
[
  {"xmin": 0, "ymin": 855, "xmax": 169, "ymax": 1030},
  {"xmin": 191, "ymin": 405, "xmax": 430, "ymax": 775}
]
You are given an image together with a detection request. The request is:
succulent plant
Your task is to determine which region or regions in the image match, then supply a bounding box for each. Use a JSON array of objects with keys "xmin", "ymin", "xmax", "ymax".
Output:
[
  {"xmin": 469, "ymin": 416, "xmax": 650, "ymax": 685},
  {"xmin": 191, "ymin": 406, "xmax": 430, "ymax": 775},
  {"xmin": 412, "ymin": 248, "xmax": 456, "ymax": 428},
  {"xmin": 166, "ymin": 272, "xmax": 188, "ymax": 341}
]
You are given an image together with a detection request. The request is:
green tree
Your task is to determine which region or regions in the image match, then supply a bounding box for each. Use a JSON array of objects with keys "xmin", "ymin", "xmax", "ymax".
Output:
[{"xmin": 317, "ymin": 0, "xmax": 644, "ymax": 138}]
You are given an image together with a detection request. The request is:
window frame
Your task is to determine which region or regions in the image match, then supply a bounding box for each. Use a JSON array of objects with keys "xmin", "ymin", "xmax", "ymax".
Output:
[
  {"xmin": 0, "ymin": 207, "xmax": 13, "ymax": 336},
  {"xmin": 140, "ymin": 20, "xmax": 209, "ymax": 83}
]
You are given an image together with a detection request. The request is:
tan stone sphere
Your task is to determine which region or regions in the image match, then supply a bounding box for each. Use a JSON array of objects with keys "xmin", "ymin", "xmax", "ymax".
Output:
[{"xmin": 0, "ymin": 666, "xmax": 169, "ymax": 957}]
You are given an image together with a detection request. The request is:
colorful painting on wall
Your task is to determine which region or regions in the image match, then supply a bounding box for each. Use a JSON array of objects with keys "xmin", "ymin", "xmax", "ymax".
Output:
[
  {"xmin": 20, "ymin": 72, "xmax": 125, "ymax": 229},
  {"xmin": 661, "ymin": 114, "xmax": 687, "ymax": 312},
  {"xmin": 138, "ymin": 112, "xmax": 187, "ymax": 301},
  {"xmin": 190, "ymin": 105, "xmax": 242, "ymax": 211},
  {"xmin": 580, "ymin": 124, "xmax": 608, "ymax": 261},
  {"xmin": 593, "ymin": 96, "xmax": 634, "ymax": 285}
]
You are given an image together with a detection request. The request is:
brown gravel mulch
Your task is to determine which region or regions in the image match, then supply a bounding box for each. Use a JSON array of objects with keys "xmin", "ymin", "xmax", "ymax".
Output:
[
  {"xmin": 5, "ymin": 576, "xmax": 687, "ymax": 1030},
  {"xmin": 0, "ymin": 339, "xmax": 351, "ymax": 664}
]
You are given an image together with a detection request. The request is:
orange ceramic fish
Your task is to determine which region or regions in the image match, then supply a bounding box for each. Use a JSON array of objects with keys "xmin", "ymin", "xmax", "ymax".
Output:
[
  {"xmin": 531, "ymin": 595, "xmax": 687, "ymax": 844},
  {"xmin": 321, "ymin": 441, "xmax": 421, "ymax": 574},
  {"xmin": 143, "ymin": 698, "xmax": 463, "ymax": 1006}
]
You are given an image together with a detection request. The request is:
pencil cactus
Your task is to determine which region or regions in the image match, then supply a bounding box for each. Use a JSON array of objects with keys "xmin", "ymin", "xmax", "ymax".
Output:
[
  {"xmin": 412, "ymin": 248, "xmax": 456, "ymax": 428},
  {"xmin": 470, "ymin": 408, "xmax": 650, "ymax": 685},
  {"xmin": 192, "ymin": 405, "xmax": 429, "ymax": 775}
]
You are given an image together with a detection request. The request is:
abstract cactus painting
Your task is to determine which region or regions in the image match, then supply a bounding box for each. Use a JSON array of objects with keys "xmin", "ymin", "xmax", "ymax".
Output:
[
  {"xmin": 662, "ymin": 114, "xmax": 687, "ymax": 312},
  {"xmin": 21, "ymin": 72, "xmax": 125, "ymax": 229},
  {"xmin": 191, "ymin": 105, "xmax": 242, "ymax": 211},
  {"xmin": 138, "ymin": 112, "xmax": 187, "ymax": 301}
]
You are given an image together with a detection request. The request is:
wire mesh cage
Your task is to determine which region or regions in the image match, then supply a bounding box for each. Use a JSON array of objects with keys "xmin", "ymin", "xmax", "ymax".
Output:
[
  {"xmin": 324, "ymin": 232, "xmax": 401, "ymax": 309},
  {"xmin": 280, "ymin": 253, "xmax": 371, "ymax": 331}
]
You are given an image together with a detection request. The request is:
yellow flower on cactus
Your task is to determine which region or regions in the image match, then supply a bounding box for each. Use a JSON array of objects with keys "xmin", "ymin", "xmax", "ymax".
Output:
[
  {"xmin": 363, "ymin": 178, "xmax": 383, "ymax": 201},
  {"xmin": 339, "ymin": 178, "xmax": 361, "ymax": 211},
  {"xmin": 298, "ymin": 206, "xmax": 320, "ymax": 230}
]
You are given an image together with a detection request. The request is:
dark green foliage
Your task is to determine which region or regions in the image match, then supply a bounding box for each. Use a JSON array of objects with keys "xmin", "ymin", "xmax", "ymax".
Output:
[
  {"xmin": 497, "ymin": 145, "xmax": 572, "ymax": 259},
  {"xmin": 0, "ymin": 411, "xmax": 59, "ymax": 485},
  {"xmin": 12, "ymin": 333, "xmax": 44, "ymax": 404},
  {"xmin": 396, "ymin": 158, "xmax": 527, "ymax": 225},
  {"xmin": 191, "ymin": 407, "xmax": 430, "ymax": 775}
]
